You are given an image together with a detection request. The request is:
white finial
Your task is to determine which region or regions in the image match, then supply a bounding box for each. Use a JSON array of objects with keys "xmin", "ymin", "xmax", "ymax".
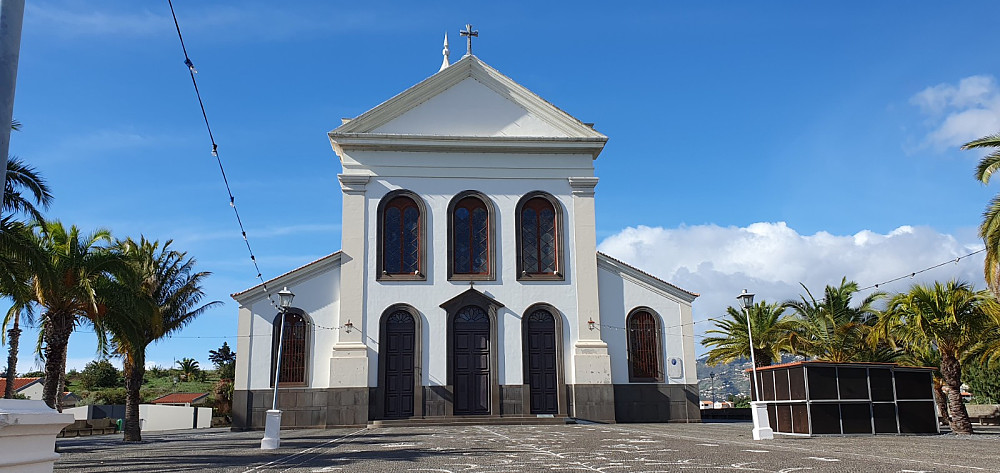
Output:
[{"xmin": 440, "ymin": 32, "xmax": 450, "ymax": 71}]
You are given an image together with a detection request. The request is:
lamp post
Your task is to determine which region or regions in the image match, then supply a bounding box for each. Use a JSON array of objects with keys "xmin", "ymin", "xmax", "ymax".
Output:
[
  {"xmin": 261, "ymin": 287, "xmax": 294, "ymax": 450},
  {"xmin": 738, "ymin": 289, "xmax": 773, "ymax": 440},
  {"xmin": 710, "ymin": 371, "xmax": 716, "ymax": 405}
]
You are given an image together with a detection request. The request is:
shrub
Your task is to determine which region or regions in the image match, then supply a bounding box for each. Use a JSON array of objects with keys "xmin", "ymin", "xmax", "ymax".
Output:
[{"xmin": 79, "ymin": 360, "xmax": 121, "ymax": 390}]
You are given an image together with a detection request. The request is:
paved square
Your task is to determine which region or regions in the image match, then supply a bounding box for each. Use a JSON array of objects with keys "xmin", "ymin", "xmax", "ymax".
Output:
[{"xmin": 54, "ymin": 423, "xmax": 999, "ymax": 472}]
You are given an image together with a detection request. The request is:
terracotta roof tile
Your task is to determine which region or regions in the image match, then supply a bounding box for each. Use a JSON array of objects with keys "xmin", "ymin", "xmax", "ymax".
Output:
[
  {"xmin": 0, "ymin": 377, "xmax": 42, "ymax": 393},
  {"xmin": 150, "ymin": 392, "xmax": 209, "ymax": 404}
]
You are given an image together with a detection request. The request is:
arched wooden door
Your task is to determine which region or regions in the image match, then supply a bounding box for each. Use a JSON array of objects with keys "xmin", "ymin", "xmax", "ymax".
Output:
[
  {"xmin": 525, "ymin": 309, "xmax": 558, "ymax": 414},
  {"xmin": 453, "ymin": 305, "xmax": 491, "ymax": 415},
  {"xmin": 383, "ymin": 310, "xmax": 415, "ymax": 418}
]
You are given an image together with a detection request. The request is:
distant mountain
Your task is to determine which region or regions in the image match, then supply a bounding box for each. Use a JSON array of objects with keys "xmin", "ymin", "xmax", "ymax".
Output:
[
  {"xmin": 695, "ymin": 354, "xmax": 804, "ymax": 401},
  {"xmin": 696, "ymin": 356, "xmax": 750, "ymax": 402}
]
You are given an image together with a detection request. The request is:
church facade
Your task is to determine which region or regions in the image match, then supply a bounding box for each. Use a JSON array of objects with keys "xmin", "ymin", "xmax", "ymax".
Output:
[{"xmin": 231, "ymin": 54, "xmax": 700, "ymax": 429}]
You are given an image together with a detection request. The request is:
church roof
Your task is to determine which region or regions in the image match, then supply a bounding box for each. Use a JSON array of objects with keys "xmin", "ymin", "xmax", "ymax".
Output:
[
  {"xmin": 597, "ymin": 252, "xmax": 699, "ymax": 303},
  {"xmin": 230, "ymin": 251, "xmax": 342, "ymax": 302},
  {"xmin": 328, "ymin": 55, "xmax": 608, "ymax": 158}
]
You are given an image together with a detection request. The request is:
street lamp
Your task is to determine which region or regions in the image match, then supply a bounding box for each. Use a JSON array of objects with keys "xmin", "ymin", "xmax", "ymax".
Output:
[
  {"xmin": 737, "ymin": 288, "xmax": 773, "ymax": 440},
  {"xmin": 710, "ymin": 371, "xmax": 716, "ymax": 404},
  {"xmin": 261, "ymin": 287, "xmax": 294, "ymax": 450}
]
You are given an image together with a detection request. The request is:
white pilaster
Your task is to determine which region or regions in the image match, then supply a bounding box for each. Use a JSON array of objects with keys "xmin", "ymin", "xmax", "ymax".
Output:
[
  {"xmin": 234, "ymin": 305, "xmax": 252, "ymax": 390},
  {"xmin": 568, "ymin": 177, "xmax": 611, "ymax": 384},
  {"xmin": 333, "ymin": 174, "xmax": 371, "ymax": 387}
]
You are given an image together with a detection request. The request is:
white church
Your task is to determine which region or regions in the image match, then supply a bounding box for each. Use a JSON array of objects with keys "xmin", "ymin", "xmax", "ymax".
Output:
[{"xmin": 231, "ymin": 38, "xmax": 700, "ymax": 429}]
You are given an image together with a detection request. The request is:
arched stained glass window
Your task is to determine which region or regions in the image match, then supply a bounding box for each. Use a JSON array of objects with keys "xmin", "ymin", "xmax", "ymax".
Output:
[
  {"xmin": 627, "ymin": 310, "xmax": 662, "ymax": 382},
  {"xmin": 382, "ymin": 196, "xmax": 421, "ymax": 275},
  {"xmin": 520, "ymin": 197, "xmax": 557, "ymax": 275},
  {"xmin": 453, "ymin": 197, "xmax": 490, "ymax": 274},
  {"xmin": 271, "ymin": 312, "xmax": 308, "ymax": 385}
]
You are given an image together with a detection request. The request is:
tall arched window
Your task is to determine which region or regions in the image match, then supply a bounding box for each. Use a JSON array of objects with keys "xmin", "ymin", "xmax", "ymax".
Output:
[
  {"xmin": 448, "ymin": 191, "xmax": 495, "ymax": 280},
  {"xmin": 627, "ymin": 309, "xmax": 662, "ymax": 383},
  {"xmin": 271, "ymin": 311, "xmax": 308, "ymax": 386},
  {"xmin": 516, "ymin": 192, "xmax": 563, "ymax": 280},
  {"xmin": 377, "ymin": 191, "xmax": 426, "ymax": 280}
]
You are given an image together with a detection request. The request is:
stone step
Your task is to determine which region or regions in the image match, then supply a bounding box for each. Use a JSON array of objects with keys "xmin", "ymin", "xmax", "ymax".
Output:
[{"xmin": 368, "ymin": 415, "xmax": 572, "ymax": 428}]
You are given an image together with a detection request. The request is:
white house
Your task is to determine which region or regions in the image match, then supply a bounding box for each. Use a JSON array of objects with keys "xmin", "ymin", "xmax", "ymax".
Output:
[{"xmin": 231, "ymin": 51, "xmax": 699, "ymax": 429}]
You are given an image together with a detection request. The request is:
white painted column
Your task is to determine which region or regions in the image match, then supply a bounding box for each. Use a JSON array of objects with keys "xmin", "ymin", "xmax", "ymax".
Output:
[
  {"xmin": 0, "ymin": 400, "xmax": 74, "ymax": 473},
  {"xmin": 332, "ymin": 174, "xmax": 371, "ymax": 387},
  {"xmin": 568, "ymin": 177, "xmax": 612, "ymax": 385},
  {"xmin": 234, "ymin": 305, "xmax": 253, "ymax": 391}
]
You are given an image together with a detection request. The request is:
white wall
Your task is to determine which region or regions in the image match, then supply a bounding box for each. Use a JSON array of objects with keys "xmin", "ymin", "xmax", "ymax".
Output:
[
  {"xmin": 357, "ymin": 169, "xmax": 591, "ymax": 387},
  {"xmin": 598, "ymin": 265, "xmax": 698, "ymax": 386},
  {"xmin": 63, "ymin": 406, "xmax": 88, "ymax": 421},
  {"xmin": 197, "ymin": 407, "xmax": 212, "ymax": 428},
  {"xmin": 20, "ymin": 382, "xmax": 43, "ymax": 401},
  {"xmin": 236, "ymin": 262, "xmax": 341, "ymax": 391},
  {"xmin": 138, "ymin": 405, "xmax": 196, "ymax": 432}
]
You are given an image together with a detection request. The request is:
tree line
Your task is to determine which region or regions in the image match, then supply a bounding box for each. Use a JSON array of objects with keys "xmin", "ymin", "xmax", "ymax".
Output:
[
  {"xmin": 702, "ymin": 131, "xmax": 1000, "ymax": 436},
  {"xmin": 1, "ymin": 120, "xmax": 219, "ymax": 442}
]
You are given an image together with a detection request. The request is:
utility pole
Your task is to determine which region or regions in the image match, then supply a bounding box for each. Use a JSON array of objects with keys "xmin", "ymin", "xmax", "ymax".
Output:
[{"xmin": 0, "ymin": 0, "xmax": 25, "ymax": 199}]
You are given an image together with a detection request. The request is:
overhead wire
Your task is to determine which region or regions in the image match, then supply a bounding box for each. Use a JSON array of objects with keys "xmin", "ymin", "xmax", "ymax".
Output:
[{"xmin": 166, "ymin": 0, "xmax": 281, "ymax": 312}]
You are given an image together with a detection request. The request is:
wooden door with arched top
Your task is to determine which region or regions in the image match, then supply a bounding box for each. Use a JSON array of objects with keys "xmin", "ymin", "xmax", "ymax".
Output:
[
  {"xmin": 525, "ymin": 309, "xmax": 558, "ymax": 414},
  {"xmin": 382, "ymin": 310, "xmax": 415, "ymax": 418}
]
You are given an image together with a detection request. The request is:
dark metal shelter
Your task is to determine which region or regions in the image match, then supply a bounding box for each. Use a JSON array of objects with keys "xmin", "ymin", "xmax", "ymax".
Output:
[{"xmin": 750, "ymin": 361, "xmax": 938, "ymax": 436}]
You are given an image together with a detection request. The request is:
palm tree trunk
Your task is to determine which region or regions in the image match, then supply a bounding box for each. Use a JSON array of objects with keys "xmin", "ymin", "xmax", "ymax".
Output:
[
  {"xmin": 123, "ymin": 352, "xmax": 144, "ymax": 442},
  {"xmin": 4, "ymin": 314, "xmax": 20, "ymax": 399},
  {"xmin": 940, "ymin": 350, "xmax": 973, "ymax": 434},
  {"xmin": 933, "ymin": 377, "xmax": 950, "ymax": 425},
  {"xmin": 41, "ymin": 313, "xmax": 72, "ymax": 410}
]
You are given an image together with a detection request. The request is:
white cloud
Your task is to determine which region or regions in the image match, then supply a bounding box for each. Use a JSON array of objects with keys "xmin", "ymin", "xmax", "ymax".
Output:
[
  {"xmin": 911, "ymin": 75, "xmax": 1000, "ymax": 150},
  {"xmin": 597, "ymin": 222, "xmax": 985, "ymax": 356}
]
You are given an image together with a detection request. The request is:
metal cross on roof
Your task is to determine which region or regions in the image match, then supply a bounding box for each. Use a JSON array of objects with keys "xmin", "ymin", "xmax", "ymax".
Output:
[{"xmin": 460, "ymin": 24, "xmax": 478, "ymax": 56}]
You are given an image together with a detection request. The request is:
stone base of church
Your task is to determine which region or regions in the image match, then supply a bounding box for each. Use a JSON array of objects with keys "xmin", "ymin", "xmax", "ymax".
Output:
[
  {"xmin": 232, "ymin": 383, "xmax": 700, "ymax": 429},
  {"xmin": 612, "ymin": 383, "xmax": 701, "ymax": 423},
  {"xmin": 231, "ymin": 388, "xmax": 369, "ymax": 430},
  {"xmin": 568, "ymin": 384, "xmax": 617, "ymax": 423}
]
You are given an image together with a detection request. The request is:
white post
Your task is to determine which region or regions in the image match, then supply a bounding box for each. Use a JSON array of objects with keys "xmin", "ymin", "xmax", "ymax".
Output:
[
  {"xmin": 0, "ymin": 400, "xmax": 74, "ymax": 473},
  {"xmin": 261, "ymin": 309, "xmax": 286, "ymax": 450},
  {"xmin": 742, "ymin": 300, "xmax": 773, "ymax": 440},
  {"xmin": 0, "ymin": 0, "xmax": 25, "ymax": 198}
]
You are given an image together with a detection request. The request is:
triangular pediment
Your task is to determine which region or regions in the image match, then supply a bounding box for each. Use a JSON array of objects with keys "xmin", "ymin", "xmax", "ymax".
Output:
[
  {"xmin": 439, "ymin": 287, "xmax": 505, "ymax": 313},
  {"xmin": 331, "ymin": 55, "xmax": 606, "ymax": 140}
]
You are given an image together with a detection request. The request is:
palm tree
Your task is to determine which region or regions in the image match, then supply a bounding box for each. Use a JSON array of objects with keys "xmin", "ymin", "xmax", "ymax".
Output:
[
  {"xmin": 2, "ymin": 277, "xmax": 34, "ymax": 399},
  {"xmin": 702, "ymin": 301, "xmax": 800, "ymax": 368},
  {"xmin": 3, "ymin": 157, "xmax": 53, "ymax": 224},
  {"xmin": 783, "ymin": 278, "xmax": 889, "ymax": 362},
  {"xmin": 104, "ymin": 237, "xmax": 218, "ymax": 441},
  {"xmin": 30, "ymin": 221, "xmax": 119, "ymax": 410},
  {"xmin": 965, "ymin": 133, "xmax": 1000, "ymax": 295},
  {"xmin": 177, "ymin": 358, "xmax": 201, "ymax": 382},
  {"xmin": 875, "ymin": 280, "xmax": 990, "ymax": 434},
  {"xmin": 1, "ymin": 135, "xmax": 52, "ymax": 398}
]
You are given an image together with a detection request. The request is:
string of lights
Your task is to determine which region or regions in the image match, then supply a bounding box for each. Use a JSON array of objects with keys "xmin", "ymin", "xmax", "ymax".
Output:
[
  {"xmin": 166, "ymin": 0, "xmax": 281, "ymax": 312},
  {"xmin": 857, "ymin": 247, "xmax": 985, "ymax": 291}
]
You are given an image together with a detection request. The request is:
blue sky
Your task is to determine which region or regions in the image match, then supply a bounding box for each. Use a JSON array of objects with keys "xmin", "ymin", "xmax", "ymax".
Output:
[{"xmin": 5, "ymin": 1, "xmax": 1000, "ymax": 371}]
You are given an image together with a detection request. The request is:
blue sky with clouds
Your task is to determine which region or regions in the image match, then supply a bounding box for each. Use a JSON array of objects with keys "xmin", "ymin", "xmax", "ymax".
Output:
[{"xmin": 5, "ymin": 1, "xmax": 1000, "ymax": 371}]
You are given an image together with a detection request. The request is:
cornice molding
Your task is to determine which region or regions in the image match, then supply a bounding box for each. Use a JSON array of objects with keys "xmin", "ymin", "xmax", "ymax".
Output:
[
  {"xmin": 338, "ymin": 174, "xmax": 371, "ymax": 195},
  {"xmin": 329, "ymin": 134, "xmax": 607, "ymax": 158},
  {"xmin": 568, "ymin": 177, "xmax": 600, "ymax": 196},
  {"xmin": 232, "ymin": 252, "xmax": 343, "ymax": 305},
  {"xmin": 596, "ymin": 253, "xmax": 698, "ymax": 304}
]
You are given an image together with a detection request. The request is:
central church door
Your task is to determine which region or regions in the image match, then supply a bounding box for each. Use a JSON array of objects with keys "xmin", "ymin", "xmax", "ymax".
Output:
[
  {"xmin": 453, "ymin": 305, "xmax": 491, "ymax": 415},
  {"xmin": 383, "ymin": 310, "xmax": 415, "ymax": 418},
  {"xmin": 525, "ymin": 309, "xmax": 558, "ymax": 414}
]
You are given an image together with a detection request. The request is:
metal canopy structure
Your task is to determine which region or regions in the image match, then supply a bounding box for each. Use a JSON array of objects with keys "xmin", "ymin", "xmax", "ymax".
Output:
[{"xmin": 750, "ymin": 361, "xmax": 938, "ymax": 436}]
